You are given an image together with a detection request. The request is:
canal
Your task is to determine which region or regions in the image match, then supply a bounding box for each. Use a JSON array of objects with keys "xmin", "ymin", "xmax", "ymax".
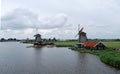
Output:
[{"xmin": 0, "ymin": 42, "xmax": 120, "ymax": 74}]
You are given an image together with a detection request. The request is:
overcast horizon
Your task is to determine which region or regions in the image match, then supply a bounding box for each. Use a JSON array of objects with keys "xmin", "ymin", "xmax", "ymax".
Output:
[{"xmin": 0, "ymin": 0, "xmax": 120, "ymax": 39}]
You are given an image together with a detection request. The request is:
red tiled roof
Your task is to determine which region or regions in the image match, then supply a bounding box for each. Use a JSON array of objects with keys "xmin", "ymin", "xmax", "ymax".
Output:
[{"xmin": 83, "ymin": 41, "xmax": 99, "ymax": 47}]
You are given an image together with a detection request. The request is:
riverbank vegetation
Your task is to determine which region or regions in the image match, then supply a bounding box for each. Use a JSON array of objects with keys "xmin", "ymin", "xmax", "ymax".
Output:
[
  {"xmin": 55, "ymin": 41, "xmax": 77, "ymax": 47},
  {"xmin": 55, "ymin": 41, "xmax": 120, "ymax": 69}
]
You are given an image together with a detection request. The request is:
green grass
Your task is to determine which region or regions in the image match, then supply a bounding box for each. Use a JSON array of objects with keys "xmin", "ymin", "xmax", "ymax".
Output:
[
  {"xmin": 55, "ymin": 41, "xmax": 77, "ymax": 47},
  {"xmin": 55, "ymin": 41, "xmax": 120, "ymax": 69},
  {"xmin": 55, "ymin": 41, "xmax": 120, "ymax": 48},
  {"xmin": 104, "ymin": 41, "xmax": 120, "ymax": 48},
  {"xmin": 89, "ymin": 49, "xmax": 120, "ymax": 69}
]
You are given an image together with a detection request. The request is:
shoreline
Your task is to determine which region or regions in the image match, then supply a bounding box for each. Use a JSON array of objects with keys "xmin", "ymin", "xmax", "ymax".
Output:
[
  {"xmin": 55, "ymin": 41, "xmax": 120, "ymax": 69},
  {"xmin": 75, "ymin": 48, "xmax": 120, "ymax": 69}
]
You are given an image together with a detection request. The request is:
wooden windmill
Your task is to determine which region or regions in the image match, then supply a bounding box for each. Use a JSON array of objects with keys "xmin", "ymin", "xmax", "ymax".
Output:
[
  {"xmin": 34, "ymin": 28, "xmax": 42, "ymax": 43},
  {"xmin": 75, "ymin": 24, "xmax": 87, "ymax": 43}
]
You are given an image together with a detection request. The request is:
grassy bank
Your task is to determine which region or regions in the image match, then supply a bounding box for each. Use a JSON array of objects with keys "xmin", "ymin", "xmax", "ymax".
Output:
[
  {"xmin": 55, "ymin": 41, "xmax": 77, "ymax": 47},
  {"xmin": 55, "ymin": 41, "xmax": 120, "ymax": 69},
  {"xmin": 77, "ymin": 48, "xmax": 120, "ymax": 69}
]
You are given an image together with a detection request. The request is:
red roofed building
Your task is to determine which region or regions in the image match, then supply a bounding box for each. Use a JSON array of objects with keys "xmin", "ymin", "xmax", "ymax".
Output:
[{"xmin": 82, "ymin": 41, "xmax": 106, "ymax": 50}]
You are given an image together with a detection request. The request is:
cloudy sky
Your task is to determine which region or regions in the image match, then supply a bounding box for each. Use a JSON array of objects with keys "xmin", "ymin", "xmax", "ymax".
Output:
[{"xmin": 0, "ymin": 0, "xmax": 120, "ymax": 39}]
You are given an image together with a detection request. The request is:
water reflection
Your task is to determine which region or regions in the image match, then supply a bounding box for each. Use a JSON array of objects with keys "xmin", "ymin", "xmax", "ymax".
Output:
[{"xmin": 0, "ymin": 42, "xmax": 120, "ymax": 74}]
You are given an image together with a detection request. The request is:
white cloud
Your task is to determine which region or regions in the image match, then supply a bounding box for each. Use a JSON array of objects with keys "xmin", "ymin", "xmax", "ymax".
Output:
[
  {"xmin": 1, "ymin": 8, "xmax": 68, "ymax": 30},
  {"xmin": 38, "ymin": 13, "xmax": 67, "ymax": 29}
]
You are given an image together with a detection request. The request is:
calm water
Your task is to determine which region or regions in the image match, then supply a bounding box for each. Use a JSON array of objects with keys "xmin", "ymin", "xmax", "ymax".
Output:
[{"xmin": 0, "ymin": 42, "xmax": 120, "ymax": 74}]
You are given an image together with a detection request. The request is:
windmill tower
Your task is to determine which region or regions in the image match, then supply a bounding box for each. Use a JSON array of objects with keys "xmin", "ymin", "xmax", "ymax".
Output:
[
  {"xmin": 34, "ymin": 28, "xmax": 42, "ymax": 43},
  {"xmin": 75, "ymin": 24, "xmax": 87, "ymax": 43}
]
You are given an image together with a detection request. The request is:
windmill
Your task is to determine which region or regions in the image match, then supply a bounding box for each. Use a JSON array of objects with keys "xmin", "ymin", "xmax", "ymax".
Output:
[
  {"xmin": 75, "ymin": 24, "xmax": 87, "ymax": 43},
  {"xmin": 34, "ymin": 28, "xmax": 41, "ymax": 43}
]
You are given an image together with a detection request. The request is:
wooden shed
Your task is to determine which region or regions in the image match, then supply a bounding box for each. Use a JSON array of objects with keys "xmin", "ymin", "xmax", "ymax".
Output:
[{"xmin": 82, "ymin": 41, "xmax": 106, "ymax": 50}]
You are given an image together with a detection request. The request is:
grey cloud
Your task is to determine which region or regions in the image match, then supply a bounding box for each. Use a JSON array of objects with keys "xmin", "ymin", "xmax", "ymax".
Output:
[
  {"xmin": 1, "ymin": 9, "xmax": 38, "ymax": 30},
  {"xmin": 38, "ymin": 13, "xmax": 67, "ymax": 29},
  {"xmin": 1, "ymin": 8, "xmax": 68, "ymax": 30}
]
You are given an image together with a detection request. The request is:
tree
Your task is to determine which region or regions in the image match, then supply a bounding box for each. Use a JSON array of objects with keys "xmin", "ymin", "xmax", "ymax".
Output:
[
  {"xmin": 13, "ymin": 38, "xmax": 17, "ymax": 41},
  {"xmin": 1, "ymin": 38, "xmax": 5, "ymax": 41},
  {"xmin": 53, "ymin": 37, "xmax": 57, "ymax": 42}
]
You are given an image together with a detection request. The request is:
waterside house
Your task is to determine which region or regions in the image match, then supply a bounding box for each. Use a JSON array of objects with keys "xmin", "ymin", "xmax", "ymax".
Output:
[{"xmin": 82, "ymin": 41, "xmax": 106, "ymax": 50}]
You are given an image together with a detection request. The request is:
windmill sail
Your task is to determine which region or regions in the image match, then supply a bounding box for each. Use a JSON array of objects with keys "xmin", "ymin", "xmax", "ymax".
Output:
[
  {"xmin": 79, "ymin": 27, "xmax": 83, "ymax": 34},
  {"xmin": 75, "ymin": 33, "xmax": 78, "ymax": 37},
  {"xmin": 75, "ymin": 24, "xmax": 80, "ymax": 37},
  {"xmin": 35, "ymin": 28, "xmax": 38, "ymax": 34}
]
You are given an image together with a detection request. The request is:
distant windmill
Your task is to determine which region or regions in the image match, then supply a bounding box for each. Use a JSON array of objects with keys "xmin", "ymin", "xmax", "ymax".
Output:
[
  {"xmin": 75, "ymin": 24, "xmax": 87, "ymax": 43},
  {"xmin": 34, "ymin": 28, "xmax": 42, "ymax": 43}
]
